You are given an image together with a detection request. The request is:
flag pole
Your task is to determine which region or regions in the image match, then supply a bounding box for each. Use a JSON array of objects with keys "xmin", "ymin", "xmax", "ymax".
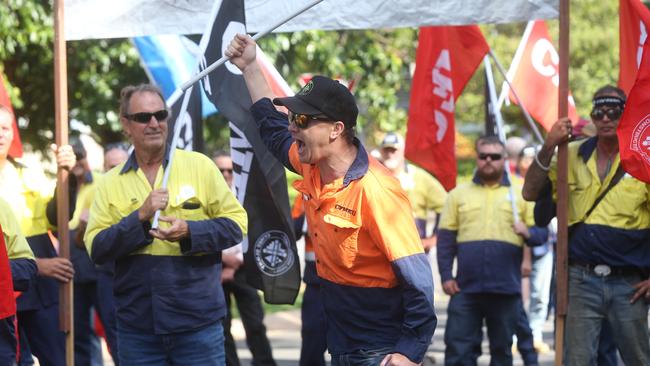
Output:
[
  {"xmin": 484, "ymin": 56, "xmax": 520, "ymax": 223},
  {"xmin": 53, "ymin": 0, "xmax": 74, "ymax": 364},
  {"xmin": 487, "ymin": 49, "xmax": 545, "ymax": 144},
  {"xmin": 152, "ymin": 0, "xmax": 323, "ymax": 229},
  {"xmin": 166, "ymin": 0, "xmax": 324, "ymax": 107},
  {"xmin": 555, "ymin": 0, "xmax": 570, "ymax": 364}
]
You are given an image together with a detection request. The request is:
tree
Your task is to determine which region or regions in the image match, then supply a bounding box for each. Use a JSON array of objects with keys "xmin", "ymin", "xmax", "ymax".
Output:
[{"xmin": 0, "ymin": 0, "xmax": 632, "ymax": 153}]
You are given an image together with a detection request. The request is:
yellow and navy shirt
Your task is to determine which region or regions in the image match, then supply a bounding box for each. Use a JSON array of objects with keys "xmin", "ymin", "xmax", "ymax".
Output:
[
  {"xmin": 438, "ymin": 174, "xmax": 533, "ymax": 294},
  {"xmin": 252, "ymin": 98, "xmax": 436, "ymax": 364},
  {"xmin": 85, "ymin": 148, "xmax": 247, "ymax": 334},
  {"xmin": 397, "ymin": 164, "xmax": 447, "ymax": 238},
  {"xmin": 0, "ymin": 159, "xmax": 60, "ymax": 311},
  {"xmin": 0, "ymin": 198, "xmax": 36, "ymax": 292},
  {"xmin": 548, "ymin": 137, "xmax": 650, "ymax": 268}
]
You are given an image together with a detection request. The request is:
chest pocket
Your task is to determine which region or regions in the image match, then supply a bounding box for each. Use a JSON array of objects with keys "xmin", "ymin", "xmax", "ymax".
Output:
[
  {"xmin": 323, "ymin": 213, "xmax": 360, "ymax": 269},
  {"xmin": 110, "ymin": 199, "xmax": 141, "ymax": 219},
  {"xmin": 169, "ymin": 197, "xmax": 207, "ymax": 221}
]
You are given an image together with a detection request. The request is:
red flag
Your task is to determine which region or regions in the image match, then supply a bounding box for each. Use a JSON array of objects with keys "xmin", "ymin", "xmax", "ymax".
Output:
[
  {"xmin": 618, "ymin": 39, "xmax": 650, "ymax": 183},
  {"xmin": 504, "ymin": 21, "xmax": 578, "ymax": 131},
  {"xmin": 0, "ymin": 224, "xmax": 16, "ymax": 319},
  {"xmin": 618, "ymin": 0, "xmax": 650, "ymax": 94},
  {"xmin": 406, "ymin": 26, "xmax": 489, "ymax": 191},
  {"xmin": 0, "ymin": 73, "xmax": 23, "ymax": 159}
]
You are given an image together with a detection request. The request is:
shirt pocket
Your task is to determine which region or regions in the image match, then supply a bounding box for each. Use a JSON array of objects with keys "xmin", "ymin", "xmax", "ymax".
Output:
[
  {"xmin": 169, "ymin": 196, "xmax": 207, "ymax": 222},
  {"xmin": 323, "ymin": 214, "xmax": 360, "ymax": 269}
]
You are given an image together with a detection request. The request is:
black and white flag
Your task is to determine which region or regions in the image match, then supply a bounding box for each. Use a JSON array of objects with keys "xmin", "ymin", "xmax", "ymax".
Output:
[{"xmin": 200, "ymin": 0, "xmax": 300, "ymax": 304}]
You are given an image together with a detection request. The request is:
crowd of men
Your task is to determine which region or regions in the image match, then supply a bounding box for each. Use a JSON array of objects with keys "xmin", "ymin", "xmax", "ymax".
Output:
[{"xmin": 0, "ymin": 32, "xmax": 649, "ymax": 366}]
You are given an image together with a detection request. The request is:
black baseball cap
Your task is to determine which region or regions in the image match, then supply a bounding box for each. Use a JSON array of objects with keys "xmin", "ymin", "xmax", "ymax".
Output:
[{"xmin": 273, "ymin": 75, "xmax": 358, "ymax": 128}]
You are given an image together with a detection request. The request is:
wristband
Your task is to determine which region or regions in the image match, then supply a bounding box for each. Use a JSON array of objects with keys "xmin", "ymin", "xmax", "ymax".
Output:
[{"xmin": 534, "ymin": 152, "xmax": 551, "ymax": 172}]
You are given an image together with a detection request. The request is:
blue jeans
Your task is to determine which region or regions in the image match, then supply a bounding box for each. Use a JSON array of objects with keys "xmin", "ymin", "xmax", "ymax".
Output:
[
  {"xmin": 528, "ymin": 250, "xmax": 553, "ymax": 342},
  {"xmin": 444, "ymin": 292, "xmax": 518, "ymax": 366},
  {"xmin": 118, "ymin": 321, "xmax": 225, "ymax": 366},
  {"xmin": 330, "ymin": 347, "xmax": 392, "ymax": 366},
  {"xmin": 300, "ymin": 282, "xmax": 327, "ymax": 366},
  {"xmin": 565, "ymin": 265, "xmax": 650, "ymax": 365}
]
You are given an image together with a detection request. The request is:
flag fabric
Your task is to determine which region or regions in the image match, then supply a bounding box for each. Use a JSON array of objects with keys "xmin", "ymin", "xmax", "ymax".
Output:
[
  {"xmin": 619, "ymin": 0, "xmax": 650, "ymax": 94},
  {"xmin": 618, "ymin": 39, "xmax": 650, "ymax": 183},
  {"xmin": 0, "ymin": 225, "xmax": 16, "ymax": 319},
  {"xmin": 166, "ymin": 85, "xmax": 205, "ymax": 152},
  {"xmin": 501, "ymin": 20, "xmax": 578, "ymax": 131},
  {"xmin": 406, "ymin": 25, "xmax": 489, "ymax": 191},
  {"xmin": 199, "ymin": 0, "xmax": 300, "ymax": 304},
  {"xmin": 65, "ymin": 0, "xmax": 559, "ymax": 41},
  {"xmin": 0, "ymin": 72, "xmax": 22, "ymax": 158},
  {"xmin": 132, "ymin": 35, "xmax": 217, "ymax": 118}
]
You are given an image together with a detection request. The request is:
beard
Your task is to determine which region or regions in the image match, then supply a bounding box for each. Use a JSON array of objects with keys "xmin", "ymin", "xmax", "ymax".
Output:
[{"xmin": 477, "ymin": 166, "xmax": 503, "ymax": 183}]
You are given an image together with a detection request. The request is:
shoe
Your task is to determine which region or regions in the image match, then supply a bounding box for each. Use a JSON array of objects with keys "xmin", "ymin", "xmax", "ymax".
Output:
[{"xmin": 533, "ymin": 340, "xmax": 551, "ymax": 354}]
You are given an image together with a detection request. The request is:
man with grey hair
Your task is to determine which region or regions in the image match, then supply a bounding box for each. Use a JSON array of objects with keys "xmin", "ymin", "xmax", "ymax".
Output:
[{"xmin": 85, "ymin": 84, "xmax": 247, "ymax": 365}]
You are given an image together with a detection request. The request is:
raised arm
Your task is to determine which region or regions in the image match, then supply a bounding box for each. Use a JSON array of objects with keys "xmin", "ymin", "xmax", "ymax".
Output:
[
  {"xmin": 522, "ymin": 117, "xmax": 571, "ymax": 201},
  {"xmin": 225, "ymin": 33, "xmax": 274, "ymax": 103}
]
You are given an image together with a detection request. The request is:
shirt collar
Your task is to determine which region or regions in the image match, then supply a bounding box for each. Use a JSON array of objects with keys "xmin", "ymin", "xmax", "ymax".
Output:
[
  {"xmin": 342, "ymin": 138, "xmax": 369, "ymax": 187},
  {"xmin": 83, "ymin": 171, "xmax": 93, "ymax": 184},
  {"xmin": 577, "ymin": 136, "xmax": 598, "ymax": 163},
  {"xmin": 120, "ymin": 144, "xmax": 172, "ymax": 174},
  {"xmin": 472, "ymin": 170, "xmax": 511, "ymax": 187}
]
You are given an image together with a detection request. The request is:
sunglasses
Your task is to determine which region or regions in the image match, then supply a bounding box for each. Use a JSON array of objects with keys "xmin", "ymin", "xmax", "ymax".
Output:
[
  {"xmin": 124, "ymin": 110, "xmax": 169, "ymax": 124},
  {"xmin": 219, "ymin": 168, "xmax": 233, "ymax": 174},
  {"xmin": 590, "ymin": 108, "xmax": 622, "ymax": 121},
  {"xmin": 289, "ymin": 112, "xmax": 331, "ymax": 129},
  {"xmin": 478, "ymin": 153, "xmax": 503, "ymax": 161}
]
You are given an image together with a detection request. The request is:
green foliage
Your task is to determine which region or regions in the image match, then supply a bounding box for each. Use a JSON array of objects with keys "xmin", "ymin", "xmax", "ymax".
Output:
[
  {"xmin": 0, "ymin": 0, "xmax": 635, "ymax": 156},
  {"xmin": 1, "ymin": 0, "xmax": 145, "ymax": 151}
]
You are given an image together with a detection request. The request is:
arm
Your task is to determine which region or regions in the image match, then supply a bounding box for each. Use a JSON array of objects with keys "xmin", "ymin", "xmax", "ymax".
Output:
[
  {"xmin": 250, "ymin": 98, "xmax": 296, "ymax": 172},
  {"xmin": 367, "ymin": 184, "xmax": 436, "ymax": 363},
  {"xmin": 1, "ymin": 200, "xmax": 38, "ymax": 291},
  {"xmin": 522, "ymin": 117, "xmax": 571, "ymax": 201}
]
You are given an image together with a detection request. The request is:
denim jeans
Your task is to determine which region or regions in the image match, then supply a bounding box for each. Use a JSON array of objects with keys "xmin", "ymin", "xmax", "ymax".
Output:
[
  {"xmin": 565, "ymin": 265, "xmax": 650, "ymax": 365},
  {"xmin": 118, "ymin": 321, "xmax": 225, "ymax": 366},
  {"xmin": 528, "ymin": 250, "xmax": 553, "ymax": 342},
  {"xmin": 444, "ymin": 292, "xmax": 519, "ymax": 366},
  {"xmin": 330, "ymin": 347, "xmax": 392, "ymax": 366}
]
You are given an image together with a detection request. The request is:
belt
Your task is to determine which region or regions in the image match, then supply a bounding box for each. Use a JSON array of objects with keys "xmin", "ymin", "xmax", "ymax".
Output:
[{"xmin": 569, "ymin": 260, "xmax": 640, "ymax": 277}]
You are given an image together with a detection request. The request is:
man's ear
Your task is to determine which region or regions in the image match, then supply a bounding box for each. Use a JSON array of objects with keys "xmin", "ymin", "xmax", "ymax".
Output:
[
  {"xmin": 330, "ymin": 121, "xmax": 345, "ymax": 140},
  {"xmin": 120, "ymin": 117, "xmax": 131, "ymax": 138}
]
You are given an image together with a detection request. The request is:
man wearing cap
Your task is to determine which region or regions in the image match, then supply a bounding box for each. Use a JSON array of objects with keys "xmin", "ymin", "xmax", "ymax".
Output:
[
  {"xmin": 226, "ymin": 34, "xmax": 436, "ymax": 366},
  {"xmin": 379, "ymin": 132, "xmax": 447, "ymax": 252},
  {"xmin": 523, "ymin": 85, "xmax": 650, "ymax": 364},
  {"xmin": 84, "ymin": 84, "xmax": 248, "ymax": 364}
]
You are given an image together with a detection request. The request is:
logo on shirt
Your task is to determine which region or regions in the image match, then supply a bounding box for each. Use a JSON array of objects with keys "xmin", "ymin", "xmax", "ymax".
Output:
[
  {"xmin": 254, "ymin": 230, "xmax": 295, "ymax": 277},
  {"xmin": 334, "ymin": 204, "xmax": 356, "ymax": 216}
]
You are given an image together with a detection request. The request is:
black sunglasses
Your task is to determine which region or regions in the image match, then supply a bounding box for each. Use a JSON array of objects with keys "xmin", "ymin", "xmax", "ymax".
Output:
[
  {"xmin": 289, "ymin": 111, "xmax": 331, "ymax": 129},
  {"xmin": 124, "ymin": 110, "xmax": 169, "ymax": 124},
  {"xmin": 219, "ymin": 168, "xmax": 233, "ymax": 174},
  {"xmin": 590, "ymin": 108, "xmax": 622, "ymax": 121},
  {"xmin": 478, "ymin": 153, "xmax": 503, "ymax": 161}
]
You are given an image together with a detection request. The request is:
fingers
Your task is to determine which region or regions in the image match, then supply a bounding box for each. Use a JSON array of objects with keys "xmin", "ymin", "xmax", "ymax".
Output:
[
  {"xmin": 630, "ymin": 280, "xmax": 650, "ymax": 303},
  {"xmin": 52, "ymin": 144, "xmax": 76, "ymax": 170}
]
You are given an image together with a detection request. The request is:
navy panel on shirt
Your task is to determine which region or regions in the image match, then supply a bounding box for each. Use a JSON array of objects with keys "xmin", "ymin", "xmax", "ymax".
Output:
[{"xmin": 570, "ymin": 223, "xmax": 650, "ymax": 268}]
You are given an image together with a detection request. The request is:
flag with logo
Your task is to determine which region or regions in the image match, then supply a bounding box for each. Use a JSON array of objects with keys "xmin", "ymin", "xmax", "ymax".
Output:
[
  {"xmin": 499, "ymin": 20, "xmax": 578, "ymax": 131},
  {"xmin": 619, "ymin": 0, "xmax": 650, "ymax": 94},
  {"xmin": 618, "ymin": 39, "xmax": 650, "ymax": 183},
  {"xmin": 0, "ymin": 225, "xmax": 16, "ymax": 319},
  {"xmin": 406, "ymin": 25, "xmax": 489, "ymax": 191},
  {"xmin": 199, "ymin": 0, "xmax": 300, "ymax": 304},
  {"xmin": 0, "ymin": 72, "xmax": 22, "ymax": 159}
]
